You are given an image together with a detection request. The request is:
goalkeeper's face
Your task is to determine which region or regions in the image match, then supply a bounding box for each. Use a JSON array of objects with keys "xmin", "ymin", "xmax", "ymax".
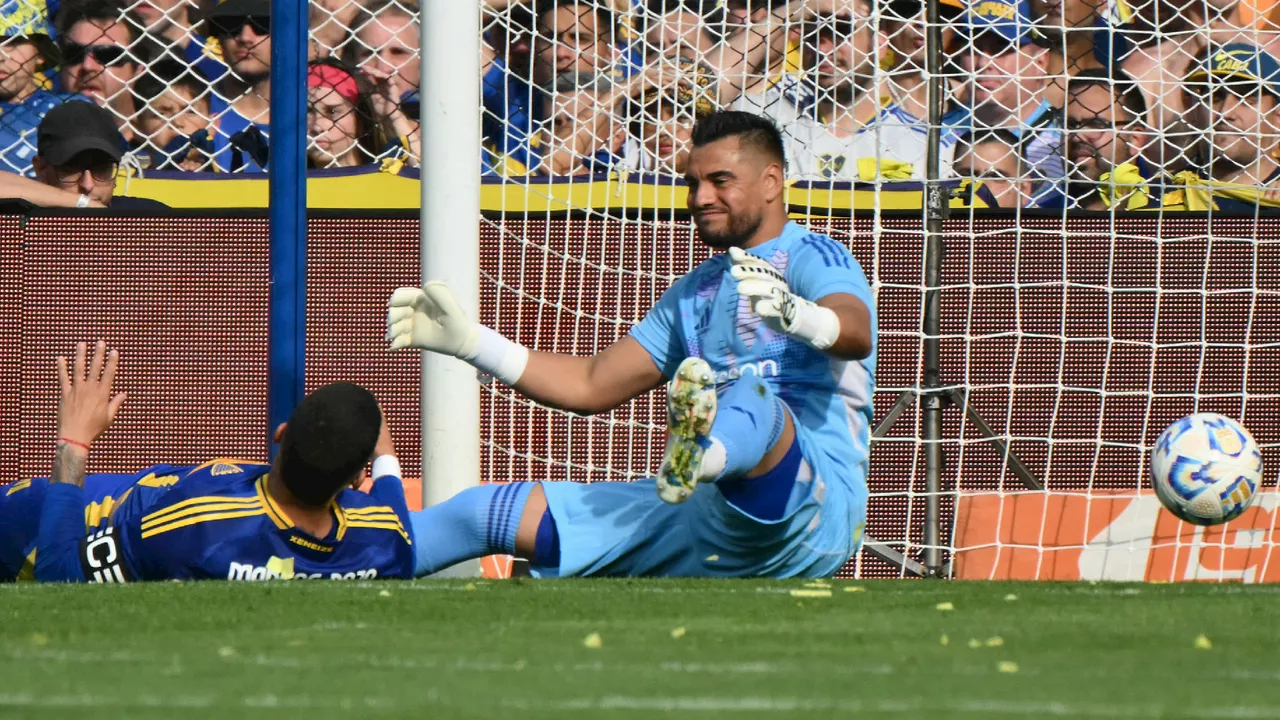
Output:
[{"xmin": 685, "ymin": 137, "xmax": 778, "ymax": 249}]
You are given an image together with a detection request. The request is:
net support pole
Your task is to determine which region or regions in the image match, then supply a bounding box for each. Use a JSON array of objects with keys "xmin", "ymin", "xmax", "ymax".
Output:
[
  {"xmin": 921, "ymin": 0, "xmax": 948, "ymax": 577},
  {"xmin": 265, "ymin": 0, "xmax": 309, "ymax": 459},
  {"xmin": 420, "ymin": 0, "xmax": 482, "ymax": 575}
]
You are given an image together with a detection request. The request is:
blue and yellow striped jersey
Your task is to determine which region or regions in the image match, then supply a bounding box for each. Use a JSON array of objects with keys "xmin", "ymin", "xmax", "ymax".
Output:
[{"xmin": 3, "ymin": 458, "xmax": 414, "ymax": 583}]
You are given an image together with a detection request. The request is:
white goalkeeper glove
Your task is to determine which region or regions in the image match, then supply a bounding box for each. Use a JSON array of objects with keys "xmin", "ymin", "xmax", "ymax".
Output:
[
  {"xmin": 385, "ymin": 283, "xmax": 529, "ymax": 385},
  {"xmin": 728, "ymin": 246, "xmax": 840, "ymax": 351}
]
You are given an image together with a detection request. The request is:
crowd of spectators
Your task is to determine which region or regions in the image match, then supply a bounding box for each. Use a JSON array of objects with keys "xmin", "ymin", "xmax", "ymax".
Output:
[{"xmin": 0, "ymin": 0, "xmax": 1276, "ymax": 211}]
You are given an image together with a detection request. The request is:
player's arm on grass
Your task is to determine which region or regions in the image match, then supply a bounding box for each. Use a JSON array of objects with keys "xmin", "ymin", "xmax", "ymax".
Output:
[
  {"xmin": 35, "ymin": 341, "xmax": 127, "ymax": 582},
  {"xmin": 730, "ymin": 241, "xmax": 874, "ymax": 361},
  {"xmin": 386, "ymin": 284, "xmax": 665, "ymax": 415}
]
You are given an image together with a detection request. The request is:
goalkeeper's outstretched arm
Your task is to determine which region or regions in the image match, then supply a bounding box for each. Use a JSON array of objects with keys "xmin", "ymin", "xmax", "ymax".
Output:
[{"xmin": 386, "ymin": 284, "xmax": 665, "ymax": 415}]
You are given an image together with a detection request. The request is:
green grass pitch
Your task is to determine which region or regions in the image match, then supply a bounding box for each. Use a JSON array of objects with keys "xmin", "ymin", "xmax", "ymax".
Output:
[{"xmin": 1, "ymin": 579, "xmax": 1277, "ymax": 719}]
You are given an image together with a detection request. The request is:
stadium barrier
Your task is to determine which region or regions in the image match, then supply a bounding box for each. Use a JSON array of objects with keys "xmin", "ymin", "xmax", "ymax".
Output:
[{"xmin": 2, "ymin": 208, "xmax": 1276, "ymax": 580}]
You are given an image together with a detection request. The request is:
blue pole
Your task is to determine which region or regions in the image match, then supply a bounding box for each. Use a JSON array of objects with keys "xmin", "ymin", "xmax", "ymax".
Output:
[{"xmin": 266, "ymin": 0, "xmax": 308, "ymax": 459}]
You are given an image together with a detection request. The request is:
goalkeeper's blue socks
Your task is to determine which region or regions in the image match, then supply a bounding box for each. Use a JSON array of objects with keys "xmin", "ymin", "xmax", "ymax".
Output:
[
  {"xmin": 698, "ymin": 375, "xmax": 788, "ymax": 482},
  {"xmin": 408, "ymin": 481, "xmax": 533, "ymax": 577},
  {"xmin": 697, "ymin": 375, "xmax": 797, "ymax": 521}
]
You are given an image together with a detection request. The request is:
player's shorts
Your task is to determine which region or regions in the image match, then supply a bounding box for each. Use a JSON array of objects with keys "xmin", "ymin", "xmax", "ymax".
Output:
[{"xmin": 530, "ymin": 445, "xmax": 867, "ymax": 579}]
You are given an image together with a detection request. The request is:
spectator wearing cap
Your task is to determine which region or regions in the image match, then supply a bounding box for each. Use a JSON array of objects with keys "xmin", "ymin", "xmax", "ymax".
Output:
[
  {"xmin": 1059, "ymin": 68, "xmax": 1157, "ymax": 211},
  {"xmin": 0, "ymin": 101, "xmax": 166, "ymax": 208},
  {"xmin": 1181, "ymin": 44, "xmax": 1280, "ymax": 190},
  {"xmin": 0, "ymin": 9, "xmax": 86, "ymax": 176},
  {"xmin": 947, "ymin": 0, "xmax": 1065, "ymax": 199},
  {"xmin": 203, "ymin": 0, "xmax": 272, "ymax": 171},
  {"xmin": 56, "ymin": 1, "xmax": 143, "ymax": 143}
]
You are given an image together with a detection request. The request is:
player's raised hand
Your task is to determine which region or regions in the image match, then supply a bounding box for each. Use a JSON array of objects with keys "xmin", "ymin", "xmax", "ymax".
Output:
[
  {"xmin": 385, "ymin": 282, "xmax": 480, "ymax": 357},
  {"xmin": 729, "ymin": 246, "xmax": 795, "ymax": 334},
  {"xmin": 55, "ymin": 340, "xmax": 127, "ymax": 449}
]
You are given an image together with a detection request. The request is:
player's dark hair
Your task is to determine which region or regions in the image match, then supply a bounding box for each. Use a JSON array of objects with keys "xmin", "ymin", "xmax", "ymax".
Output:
[
  {"xmin": 277, "ymin": 382, "xmax": 381, "ymax": 507},
  {"xmin": 1067, "ymin": 67, "xmax": 1148, "ymax": 123},
  {"xmin": 690, "ymin": 110, "xmax": 787, "ymax": 170}
]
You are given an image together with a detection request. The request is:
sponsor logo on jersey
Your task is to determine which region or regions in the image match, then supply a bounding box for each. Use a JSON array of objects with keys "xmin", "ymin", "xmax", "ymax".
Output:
[
  {"xmin": 713, "ymin": 359, "xmax": 779, "ymax": 384},
  {"xmin": 227, "ymin": 556, "xmax": 378, "ymax": 581},
  {"xmin": 211, "ymin": 462, "xmax": 241, "ymax": 476}
]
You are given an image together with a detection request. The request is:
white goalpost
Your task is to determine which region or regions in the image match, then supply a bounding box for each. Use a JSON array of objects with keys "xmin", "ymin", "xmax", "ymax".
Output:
[{"xmin": 420, "ymin": 0, "xmax": 483, "ymax": 576}]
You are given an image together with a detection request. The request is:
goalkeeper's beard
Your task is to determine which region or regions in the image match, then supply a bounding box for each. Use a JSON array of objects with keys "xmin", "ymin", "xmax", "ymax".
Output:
[{"xmin": 694, "ymin": 210, "xmax": 764, "ymax": 250}]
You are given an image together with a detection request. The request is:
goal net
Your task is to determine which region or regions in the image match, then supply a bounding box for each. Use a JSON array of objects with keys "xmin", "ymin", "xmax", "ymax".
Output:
[
  {"xmin": 8, "ymin": 0, "xmax": 1274, "ymax": 581},
  {"xmin": 474, "ymin": 0, "xmax": 1280, "ymax": 581}
]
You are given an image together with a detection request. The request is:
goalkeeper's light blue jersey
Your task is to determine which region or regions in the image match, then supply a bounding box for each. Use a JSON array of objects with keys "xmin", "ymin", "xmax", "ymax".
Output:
[
  {"xmin": 629, "ymin": 220, "xmax": 878, "ymax": 504},
  {"xmin": 4, "ymin": 459, "xmax": 414, "ymax": 583}
]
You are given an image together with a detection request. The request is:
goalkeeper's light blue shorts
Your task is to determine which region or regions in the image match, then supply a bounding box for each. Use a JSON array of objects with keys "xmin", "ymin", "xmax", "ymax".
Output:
[{"xmin": 529, "ymin": 449, "xmax": 867, "ymax": 579}]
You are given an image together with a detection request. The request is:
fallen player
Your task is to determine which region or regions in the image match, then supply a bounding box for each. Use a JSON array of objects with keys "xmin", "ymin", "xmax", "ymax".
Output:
[
  {"xmin": 5, "ymin": 341, "xmax": 414, "ymax": 582},
  {"xmin": 392, "ymin": 110, "xmax": 877, "ymax": 578}
]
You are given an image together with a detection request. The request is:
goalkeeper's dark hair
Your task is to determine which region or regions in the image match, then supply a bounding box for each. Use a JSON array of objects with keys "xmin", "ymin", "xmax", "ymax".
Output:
[
  {"xmin": 277, "ymin": 382, "xmax": 381, "ymax": 507},
  {"xmin": 690, "ymin": 110, "xmax": 787, "ymax": 171}
]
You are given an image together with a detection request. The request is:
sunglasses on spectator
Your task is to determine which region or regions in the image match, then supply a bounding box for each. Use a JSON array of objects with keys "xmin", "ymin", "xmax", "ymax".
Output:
[
  {"xmin": 210, "ymin": 15, "xmax": 271, "ymax": 38},
  {"xmin": 60, "ymin": 43, "xmax": 130, "ymax": 67},
  {"xmin": 54, "ymin": 160, "xmax": 118, "ymax": 184}
]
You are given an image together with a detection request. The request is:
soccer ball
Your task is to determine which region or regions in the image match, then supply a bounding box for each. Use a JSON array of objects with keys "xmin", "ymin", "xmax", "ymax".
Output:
[{"xmin": 1150, "ymin": 413, "xmax": 1264, "ymax": 526}]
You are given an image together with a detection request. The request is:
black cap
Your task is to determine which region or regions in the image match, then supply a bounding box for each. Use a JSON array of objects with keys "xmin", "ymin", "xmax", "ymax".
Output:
[
  {"xmin": 206, "ymin": 0, "xmax": 271, "ymax": 19},
  {"xmin": 38, "ymin": 102, "xmax": 123, "ymax": 166}
]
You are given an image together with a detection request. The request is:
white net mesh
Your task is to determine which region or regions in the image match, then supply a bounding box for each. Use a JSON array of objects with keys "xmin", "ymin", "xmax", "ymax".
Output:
[{"xmin": 2, "ymin": 0, "xmax": 1275, "ymax": 579}]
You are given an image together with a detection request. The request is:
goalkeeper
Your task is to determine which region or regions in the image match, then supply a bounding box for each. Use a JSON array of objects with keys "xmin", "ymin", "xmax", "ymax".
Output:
[
  {"xmin": 7, "ymin": 342, "xmax": 415, "ymax": 583},
  {"xmin": 390, "ymin": 111, "xmax": 876, "ymax": 579}
]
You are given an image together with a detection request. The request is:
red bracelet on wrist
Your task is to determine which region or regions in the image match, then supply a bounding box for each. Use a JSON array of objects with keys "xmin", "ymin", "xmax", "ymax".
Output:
[{"xmin": 57, "ymin": 437, "xmax": 90, "ymax": 451}]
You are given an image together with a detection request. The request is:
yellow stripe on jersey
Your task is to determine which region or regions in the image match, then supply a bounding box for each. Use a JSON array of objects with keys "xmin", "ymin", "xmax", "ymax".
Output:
[
  {"xmin": 140, "ymin": 500, "xmax": 264, "ymax": 532},
  {"xmin": 343, "ymin": 512, "xmax": 401, "ymax": 525},
  {"xmin": 141, "ymin": 495, "xmax": 259, "ymax": 527},
  {"xmin": 17, "ymin": 549, "xmax": 35, "ymax": 582},
  {"xmin": 5, "ymin": 479, "xmax": 31, "ymax": 496},
  {"xmin": 141, "ymin": 508, "xmax": 266, "ymax": 539},
  {"xmin": 345, "ymin": 506, "xmax": 398, "ymax": 517},
  {"xmin": 85, "ymin": 488, "xmax": 133, "ymax": 529},
  {"xmin": 256, "ymin": 476, "xmax": 293, "ymax": 529},
  {"xmin": 332, "ymin": 502, "xmax": 348, "ymax": 541},
  {"xmin": 137, "ymin": 473, "xmax": 181, "ymax": 488},
  {"xmin": 346, "ymin": 520, "xmax": 411, "ymax": 544}
]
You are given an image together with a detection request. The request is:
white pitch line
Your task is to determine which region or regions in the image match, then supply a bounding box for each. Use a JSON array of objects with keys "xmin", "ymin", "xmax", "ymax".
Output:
[{"xmin": 510, "ymin": 696, "xmax": 1280, "ymax": 718}]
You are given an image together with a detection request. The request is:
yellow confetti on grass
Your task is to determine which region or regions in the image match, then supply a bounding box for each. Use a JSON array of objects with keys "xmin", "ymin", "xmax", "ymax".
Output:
[
  {"xmin": 1004, "ymin": 594, "xmax": 1018, "ymax": 602},
  {"xmin": 985, "ymin": 636, "xmax": 1004, "ymax": 647},
  {"xmin": 968, "ymin": 638, "xmax": 982, "ymax": 649},
  {"xmin": 790, "ymin": 589, "xmax": 832, "ymax": 598},
  {"xmin": 29, "ymin": 633, "xmax": 47, "ymax": 646},
  {"xmin": 583, "ymin": 632, "xmax": 603, "ymax": 649},
  {"xmin": 1194, "ymin": 634, "xmax": 1212, "ymax": 650},
  {"xmin": 940, "ymin": 634, "xmax": 949, "ymax": 646},
  {"xmin": 935, "ymin": 602, "xmax": 954, "ymax": 611},
  {"xmin": 217, "ymin": 647, "xmax": 236, "ymax": 658},
  {"xmin": 843, "ymin": 586, "xmax": 866, "ymax": 593},
  {"xmin": 378, "ymin": 589, "xmax": 391, "ymax": 597},
  {"xmin": 804, "ymin": 581, "xmax": 831, "ymax": 589},
  {"xmin": 463, "ymin": 583, "xmax": 477, "ymax": 591},
  {"xmin": 997, "ymin": 661, "xmax": 1019, "ymax": 673},
  {"xmin": 671, "ymin": 627, "xmax": 687, "ymax": 639}
]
